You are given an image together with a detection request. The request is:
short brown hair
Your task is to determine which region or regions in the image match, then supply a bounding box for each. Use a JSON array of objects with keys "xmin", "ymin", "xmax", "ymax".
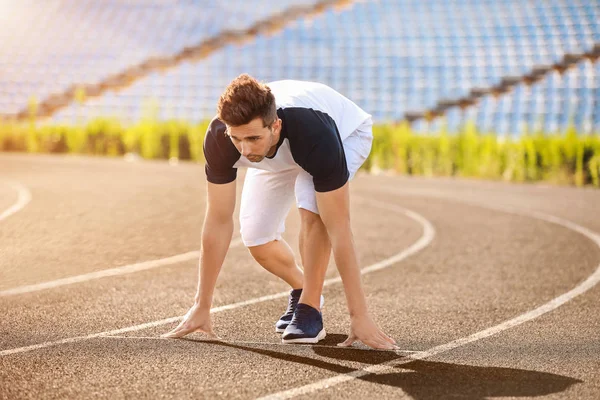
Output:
[{"xmin": 217, "ymin": 74, "xmax": 277, "ymax": 127}]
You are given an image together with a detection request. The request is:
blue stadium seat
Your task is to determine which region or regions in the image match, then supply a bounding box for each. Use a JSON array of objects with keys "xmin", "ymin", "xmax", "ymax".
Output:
[{"xmin": 1, "ymin": 0, "xmax": 598, "ymax": 133}]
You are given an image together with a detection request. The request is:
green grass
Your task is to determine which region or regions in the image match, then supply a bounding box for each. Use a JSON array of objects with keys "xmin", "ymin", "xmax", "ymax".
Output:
[{"xmin": 0, "ymin": 116, "xmax": 598, "ymax": 187}]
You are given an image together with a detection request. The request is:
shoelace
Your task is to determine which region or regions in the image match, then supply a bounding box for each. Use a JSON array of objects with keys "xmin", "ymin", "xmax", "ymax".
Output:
[{"xmin": 285, "ymin": 293, "xmax": 300, "ymax": 315}]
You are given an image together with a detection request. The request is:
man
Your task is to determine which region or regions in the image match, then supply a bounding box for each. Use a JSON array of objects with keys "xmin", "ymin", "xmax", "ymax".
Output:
[{"xmin": 163, "ymin": 74, "xmax": 397, "ymax": 349}]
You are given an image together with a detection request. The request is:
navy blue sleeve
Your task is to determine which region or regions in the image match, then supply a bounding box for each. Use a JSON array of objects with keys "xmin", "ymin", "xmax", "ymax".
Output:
[
  {"xmin": 307, "ymin": 139, "xmax": 349, "ymax": 192},
  {"xmin": 282, "ymin": 108, "xmax": 349, "ymax": 192},
  {"xmin": 203, "ymin": 117, "xmax": 241, "ymax": 184}
]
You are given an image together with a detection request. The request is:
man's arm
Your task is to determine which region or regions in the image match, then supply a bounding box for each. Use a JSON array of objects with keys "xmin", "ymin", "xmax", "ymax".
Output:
[
  {"xmin": 315, "ymin": 182, "xmax": 367, "ymax": 316},
  {"xmin": 316, "ymin": 182, "xmax": 397, "ymax": 349},
  {"xmin": 163, "ymin": 180, "xmax": 236, "ymax": 338},
  {"xmin": 194, "ymin": 180, "xmax": 237, "ymax": 307}
]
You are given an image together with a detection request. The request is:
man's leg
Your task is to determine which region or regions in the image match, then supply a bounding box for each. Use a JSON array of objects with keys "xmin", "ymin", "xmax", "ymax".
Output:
[
  {"xmin": 247, "ymin": 239, "xmax": 303, "ymax": 289},
  {"xmin": 240, "ymin": 167, "xmax": 304, "ymax": 286},
  {"xmin": 297, "ymin": 208, "xmax": 331, "ymax": 311},
  {"xmin": 240, "ymin": 167, "xmax": 308, "ymax": 333},
  {"xmin": 279, "ymin": 172, "xmax": 329, "ymax": 343}
]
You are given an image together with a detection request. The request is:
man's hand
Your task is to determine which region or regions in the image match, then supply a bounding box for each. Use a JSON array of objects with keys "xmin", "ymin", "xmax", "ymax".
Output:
[
  {"xmin": 162, "ymin": 303, "xmax": 220, "ymax": 340},
  {"xmin": 338, "ymin": 314, "xmax": 398, "ymax": 350}
]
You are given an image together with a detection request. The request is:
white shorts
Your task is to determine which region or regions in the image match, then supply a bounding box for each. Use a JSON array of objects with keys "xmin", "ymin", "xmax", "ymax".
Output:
[{"xmin": 239, "ymin": 119, "xmax": 373, "ymax": 247}]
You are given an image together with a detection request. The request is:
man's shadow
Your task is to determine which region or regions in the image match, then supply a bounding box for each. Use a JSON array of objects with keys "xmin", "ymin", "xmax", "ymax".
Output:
[{"xmin": 182, "ymin": 334, "xmax": 582, "ymax": 399}]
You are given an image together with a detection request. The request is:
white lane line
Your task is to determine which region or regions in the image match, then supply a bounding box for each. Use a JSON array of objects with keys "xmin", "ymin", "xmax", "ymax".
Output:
[
  {"xmin": 257, "ymin": 191, "xmax": 600, "ymax": 400},
  {"xmin": 0, "ymin": 238, "xmax": 244, "ymax": 297},
  {"xmin": 0, "ymin": 192, "xmax": 427, "ymax": 298},
  {"xmin": 0, "ymin": 199, "xmax": 435, "ymax": 357},
  {"xmin": 0, "ymin": 181, "xmax": 31, "ymax": 222}
]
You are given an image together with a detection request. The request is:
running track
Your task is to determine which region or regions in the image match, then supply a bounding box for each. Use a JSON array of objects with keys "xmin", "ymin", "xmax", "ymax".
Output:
[{"xmin": 1, "ymin": 153, "xmax": 599, "ymax": 399}]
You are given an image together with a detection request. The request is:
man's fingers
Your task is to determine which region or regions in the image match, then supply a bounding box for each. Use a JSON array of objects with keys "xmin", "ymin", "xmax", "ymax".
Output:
[
  {"xmin": 194, "ymin": 327, "xmax": 221, "ymax": 341},
  {"xmin": 376, "ymin": 335, "xmax": 399, "ymax": 350},
  {"xmin": 202, "ymin": 330, "xmax": 222, "ymax": 341},
  {"xmin": 365, "ymin": 339, "xmax": 394, "ymax": 350},
  {"xmin": 337, "ymin": 335, "xmax": 357, "ymax": 347},
  {"xmin": 161, "ymin": 321, "xmax": 185, "ymax": 338},
  {"xmin": 162, "ymin": 321, "xmax": 220, "ymax": 340},
  {"xmin": 377, "ymin": 329, "xmax": 397, "ymax": 345},
  {"xmin": 162, "ymin": 322, "xmax": 195, "ymax": 338},
  {"xmin": 364, "ymin": 336, "xmax": 399, "ymax": 351},
  {"xmin": 377, "ymin": 331, "xmax": 397, "ymax": 345},
  {"xmin": 162, "ymin": 328, "xmax": 190, "ymax": 338}
]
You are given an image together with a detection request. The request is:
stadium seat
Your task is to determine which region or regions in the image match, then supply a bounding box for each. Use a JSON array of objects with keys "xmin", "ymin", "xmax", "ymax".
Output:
[{"xmin": 0, "ymin": 0, "xmax": 598, "ymax": 133}]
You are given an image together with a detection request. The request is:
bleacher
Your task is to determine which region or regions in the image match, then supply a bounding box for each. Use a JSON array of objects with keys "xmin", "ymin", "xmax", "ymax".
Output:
[
  {"xmin": 1, "ymin": 0, "xmax": 598, "ymax": 134},
  {"xmin": 0, "ymin": 0, "xmax": 319, "ymax": 116}
]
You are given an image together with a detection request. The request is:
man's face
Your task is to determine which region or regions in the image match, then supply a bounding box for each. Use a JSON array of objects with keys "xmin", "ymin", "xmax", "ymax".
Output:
[{"xmin": 227, "ymin": 117, "xmax": 281, "ymax": 163}]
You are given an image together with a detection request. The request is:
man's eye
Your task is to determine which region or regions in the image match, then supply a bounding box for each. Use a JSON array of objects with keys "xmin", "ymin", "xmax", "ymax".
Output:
[{"xmin": 249, "ymin": 137, "xmax": 259, "ymax": 141}]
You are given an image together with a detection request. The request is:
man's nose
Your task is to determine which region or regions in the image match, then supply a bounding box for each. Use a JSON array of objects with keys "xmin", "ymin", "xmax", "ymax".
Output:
[{"xmin": 240, "ymin": 142, "xmax": 250, "ymax": 156}]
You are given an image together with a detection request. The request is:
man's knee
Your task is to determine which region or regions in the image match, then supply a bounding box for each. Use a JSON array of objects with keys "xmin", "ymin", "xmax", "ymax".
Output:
[
  {"xmin": 299, "ymin": 207, "xmax": 322, "ymax": 229},
  {"xmin": 247, "ymin": 240, "xmax": 276, "ymax": 264}
]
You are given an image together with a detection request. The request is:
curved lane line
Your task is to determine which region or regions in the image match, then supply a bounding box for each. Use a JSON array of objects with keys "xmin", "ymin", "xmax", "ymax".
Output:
[
  {"xmin": 0, "ymin": 198, "xmax": 435, "ymax": 357},
  {"xmin": 257, "ymin": 190, "xmax": 600, "ymax": 400},
  {"xmin": 0, "ymin": 238, "xmax": 244, "ymax": 297},
  {"xmin": 0, "ymin": 181, "xmax": 31, "ymax": 222},
  {"xmin": 0, "ymin": 193, "xmax": 430, "ymax": 297}
]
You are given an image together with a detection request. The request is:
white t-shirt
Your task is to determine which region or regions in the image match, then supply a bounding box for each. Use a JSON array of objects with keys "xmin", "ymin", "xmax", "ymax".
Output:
[{"xmin": 203, "ymin": 79, "xmax": 372, "ymax": 192}]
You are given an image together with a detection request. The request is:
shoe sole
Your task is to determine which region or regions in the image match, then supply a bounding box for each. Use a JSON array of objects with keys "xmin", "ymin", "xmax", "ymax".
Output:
[{"xmin": 281, "ymin": 328, "xmax": 326, "ymax": 344}]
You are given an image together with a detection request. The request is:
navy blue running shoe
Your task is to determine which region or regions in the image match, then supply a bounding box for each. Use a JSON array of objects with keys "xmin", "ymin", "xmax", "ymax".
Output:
[
  {"xmin": 281, "ymin": 303, "xmax": 326, "ymax": 344},
  {"xmin": 275, "ymin": 290, "xmax": 324, "ymax": 333}
]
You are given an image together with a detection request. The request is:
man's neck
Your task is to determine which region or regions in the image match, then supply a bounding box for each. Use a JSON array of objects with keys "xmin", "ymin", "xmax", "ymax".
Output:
[{"xmin": 266, "ymin": 123, "xmax": 282, "ymax": 158}]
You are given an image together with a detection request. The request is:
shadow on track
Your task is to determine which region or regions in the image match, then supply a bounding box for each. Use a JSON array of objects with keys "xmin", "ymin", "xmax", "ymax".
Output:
[
  {"xmin": 359, "ymin": 360, "xmax": 582, "ymax": 400},
  {"xmin": 182, "ymin": 335, "xmax": 582, "ymax": 399}
]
